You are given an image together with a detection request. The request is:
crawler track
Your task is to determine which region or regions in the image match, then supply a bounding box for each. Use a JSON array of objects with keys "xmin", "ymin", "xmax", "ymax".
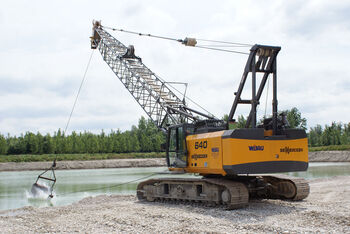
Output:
[
  {"xmin": 137, "ymin": 175, "xmax": 309, "ymax": 209},
  {"xmin": 137, "ymin": 178, "xmax": 249, "ymax": 209},
  {"xmin": 259, "ymin": 174, "xmax": 310, "ymax": 201}
]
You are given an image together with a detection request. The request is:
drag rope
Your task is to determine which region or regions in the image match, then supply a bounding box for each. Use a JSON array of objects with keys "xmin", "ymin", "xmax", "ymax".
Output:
[{"xmin": 56, "ymin": 171, "xmax": 165, "ymax": 197}]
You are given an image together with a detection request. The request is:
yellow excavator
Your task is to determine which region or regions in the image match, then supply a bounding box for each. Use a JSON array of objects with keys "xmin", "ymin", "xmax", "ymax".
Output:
[{"xmin": 91, "ymin": 21, "xmax": 309, "ymax": 209}]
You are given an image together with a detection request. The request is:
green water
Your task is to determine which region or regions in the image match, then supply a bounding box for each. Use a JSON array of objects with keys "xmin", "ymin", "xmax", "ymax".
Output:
[
  {"xmin": 0, "ymin": 162, "xmax": 349, "ymax": 211},
  {"xmin": 287, "ymin": 162, "xmax": 350, "ymax": 178}
]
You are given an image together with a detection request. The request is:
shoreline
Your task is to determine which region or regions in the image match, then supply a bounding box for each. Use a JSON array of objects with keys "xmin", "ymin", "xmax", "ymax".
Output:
[{"xmin": 0, "ymin": 151, "xmax": 349, "ymax": 172}]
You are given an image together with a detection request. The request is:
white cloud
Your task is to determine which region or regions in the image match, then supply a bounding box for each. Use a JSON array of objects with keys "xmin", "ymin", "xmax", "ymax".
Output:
[{"xmin": 1, "ymin": 0, "xmax": 350, "ymax": 135}]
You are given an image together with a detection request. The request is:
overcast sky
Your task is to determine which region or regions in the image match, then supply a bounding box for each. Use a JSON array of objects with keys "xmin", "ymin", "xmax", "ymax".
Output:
[{"xmin": 1, "ymin": 0, "xmax": 350, "ymax": 136}]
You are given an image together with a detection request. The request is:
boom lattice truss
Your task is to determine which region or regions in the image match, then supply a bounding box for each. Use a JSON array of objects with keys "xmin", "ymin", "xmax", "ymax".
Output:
[
  {"xmin": 90, "ymin": 21, "xmax": 213, "ymax": 131},
  {"xmin": 91, "ymin": 21, "xmax": 281, "ymax": 132}
]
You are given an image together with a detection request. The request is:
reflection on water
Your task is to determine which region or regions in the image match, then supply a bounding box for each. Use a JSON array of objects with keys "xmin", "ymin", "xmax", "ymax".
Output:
[
  {"xmin": 0, "ymin": 162, "xmax": 349, "ymax": 211},
  {"xmin": 287, "ymin": 162, "xmax": 350, "ymax": 179}
]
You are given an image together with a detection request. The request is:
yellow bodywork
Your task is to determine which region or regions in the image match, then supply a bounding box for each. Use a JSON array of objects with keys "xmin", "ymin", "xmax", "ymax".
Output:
[{"xmin": 183, "ymin": 130, "xmax": 308, "ymax": 176}]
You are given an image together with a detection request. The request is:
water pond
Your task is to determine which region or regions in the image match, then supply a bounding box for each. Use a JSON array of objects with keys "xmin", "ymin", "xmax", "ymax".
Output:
[{"xmin": 0, "ymin": 162, "xmax": 349, "ymax": 211}]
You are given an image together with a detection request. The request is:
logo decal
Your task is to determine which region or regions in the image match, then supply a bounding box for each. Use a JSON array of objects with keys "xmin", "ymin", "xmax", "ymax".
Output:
[
  {"xmin": 211, "ymin": 147, "xmax": 219, "ymax": 152},
  {"xmin": 191, "ymin": 154, "xmax": 208, "ymax": 160},
  {"xmin": 211, "ymin": 147, "xmax": 219, "ymax": 158},
  {"xmin": 248, "ymin": 145, "xmax": 264, "ymax": 151},
  {"xmin": 280, "ymin": 147, "xmax": 303, "ymax": 154}
]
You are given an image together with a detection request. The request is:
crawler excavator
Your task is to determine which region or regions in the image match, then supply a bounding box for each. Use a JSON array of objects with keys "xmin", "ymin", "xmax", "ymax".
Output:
[{"xmin": 90, "ymin": 21, "xmax": 309, "ymax": 209}]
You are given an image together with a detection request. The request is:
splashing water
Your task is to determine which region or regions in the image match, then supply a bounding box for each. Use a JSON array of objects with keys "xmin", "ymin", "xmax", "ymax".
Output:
[
  {"xmin": 25, "ymin": 182, "xmax": 55, "ymax": 208},
  {"xmin": 28, "ymin": 182, "xmax": 55, "ymax": 199}
]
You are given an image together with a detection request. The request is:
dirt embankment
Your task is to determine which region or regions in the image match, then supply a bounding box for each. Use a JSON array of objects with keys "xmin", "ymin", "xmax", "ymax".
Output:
[
  {"xmin": 0, "ymin": 151, "xmax": 349, "ymax": 172},
  {"xmin": 0, "ymin": 176, "xmax": 349, "ymax": 233},
  {"xmin": 308, "ymin": 151, "xmax": 350, "ymax": 162}
]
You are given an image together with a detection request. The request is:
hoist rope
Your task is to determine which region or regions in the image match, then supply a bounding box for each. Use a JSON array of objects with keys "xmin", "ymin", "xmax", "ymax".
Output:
[
  {"xmin": 32, "ymin": 50, "xmax": 95, "ymax": 197},
  {"xmin": 64, "ymin": 50, "xmax": 94, "ymax": 134}
]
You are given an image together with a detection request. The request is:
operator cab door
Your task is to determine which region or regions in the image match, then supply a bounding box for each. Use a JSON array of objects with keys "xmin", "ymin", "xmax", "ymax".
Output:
[{"xmin": 167, "ymin": 124, "xmax": 192, "ymax": 168}]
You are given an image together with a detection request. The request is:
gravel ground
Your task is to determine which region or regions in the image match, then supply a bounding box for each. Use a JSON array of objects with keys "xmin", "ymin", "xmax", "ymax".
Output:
[{"xmin": 0, "ymin": 176, "xmax": 349, "ymax": 233}]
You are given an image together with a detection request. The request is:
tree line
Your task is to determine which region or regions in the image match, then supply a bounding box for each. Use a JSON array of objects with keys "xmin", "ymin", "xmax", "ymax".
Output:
[
  {"xmin": 223, "ymin": 107, "xmax": 307, "ymax": 130},
  {"xmin": 308, "ymin": 122, "xmax": 350, "ymax": 147},
  {"xmin": 0, "ymin": 117, "xmax": 165, "ymax": 155},
  {"xmin": 225, "ymin": 107, "xmax": 350, "ymax": 147},
  {"xmin": 1, "ymin": 108, "xmax": 350, "ymax": 155}
]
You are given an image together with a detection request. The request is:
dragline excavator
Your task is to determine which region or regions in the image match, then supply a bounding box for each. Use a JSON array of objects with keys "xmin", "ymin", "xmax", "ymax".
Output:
[{"xmin": 91, "ymin": 21, "xmax": 309, "ymax": 209}]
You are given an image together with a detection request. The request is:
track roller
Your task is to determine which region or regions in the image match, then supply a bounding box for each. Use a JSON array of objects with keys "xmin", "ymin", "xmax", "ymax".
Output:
[
  {"xmin": 260, "ymin": 175, "xmax": 310, "ymax": 201},
  {"xmin": 136, "ymin": 175, "xmax": 309, "ymax": 209},
  {"xmin": 137, "ymin": 178, "xmax": 249, "ymax": 209}
]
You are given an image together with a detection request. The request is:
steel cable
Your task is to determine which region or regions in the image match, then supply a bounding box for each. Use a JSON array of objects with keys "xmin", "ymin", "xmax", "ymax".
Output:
[
  {"xmin": 103, "ymin": 26, "xmax": 182, "ymax": 43},
  {"xmin": 196, "ymin": 38, "xmax": 253, "ymax": 47},
  {"xmin": 102, "ymin": 25, "xmax": 251, "ymax": 55},
  {"xmin": 194, "ymin": 45, "xmax": 249, "ymax": 55},
  {"xmin": 55, "ymin": 171, "xmax": 166, "ymax": 197},
  {"xmin": 31, "ymin": 50, "xmax": 95, "ymax": 197},
  {"xmin": 64, "ymin": 50, "xmax": 94, "ymax": 134}
]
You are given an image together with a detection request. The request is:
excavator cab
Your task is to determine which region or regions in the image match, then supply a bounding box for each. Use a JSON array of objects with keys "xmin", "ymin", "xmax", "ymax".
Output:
[{"xmin": 166, "ymin": 124, "xmax": 194, "ymax": 168}]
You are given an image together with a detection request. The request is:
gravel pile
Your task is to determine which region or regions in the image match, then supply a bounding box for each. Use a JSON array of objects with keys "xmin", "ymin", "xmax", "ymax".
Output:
[{"xmin": 0, "ymin": 176, "xmax": 349, "ymax": 233}]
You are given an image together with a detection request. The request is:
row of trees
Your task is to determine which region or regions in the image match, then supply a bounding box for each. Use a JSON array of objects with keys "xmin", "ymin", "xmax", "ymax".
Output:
[
  {"xmin": 225, "ymin": 107, "xmax": 350, "ymax": 147},
  {"xmin": 1, "ymin": 108, "xmax": 350, "ymax": 155},
  {"xmin": 0, "ymin": 117, "xmax": 165, "ymax": 155},
  {"xmin": 275, "ymin": 108, "xmax": 350, "ymax": 147},
  {"xmin": 223, "ymin": 107, "xmax": 307, "ymax": 130},
  {"xmin": 308, "ymin": 122, "xmax": 350, "ymax": 147}
]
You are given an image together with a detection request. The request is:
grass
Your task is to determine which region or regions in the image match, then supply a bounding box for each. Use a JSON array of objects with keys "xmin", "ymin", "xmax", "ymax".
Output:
[
  {"xmin": 309, "ymin": 145, "xmax": 350, "ymax": 152},
  {"xmin": 0, "ymin": 152, "xmax": 165, "ymax": 163}
]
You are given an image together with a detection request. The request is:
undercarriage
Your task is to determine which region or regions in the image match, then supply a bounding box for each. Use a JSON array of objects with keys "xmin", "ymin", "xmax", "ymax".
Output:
[{"xmin": 137, "ymin": 175, "xmax": 309, "ymax": 209}]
